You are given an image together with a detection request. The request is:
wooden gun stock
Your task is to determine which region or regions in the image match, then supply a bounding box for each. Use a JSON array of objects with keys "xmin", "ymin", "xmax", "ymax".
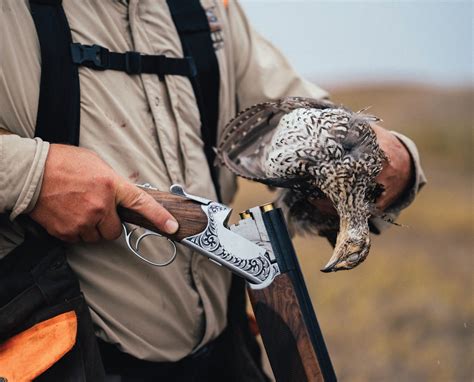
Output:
[
  {"xmin": 117, "ymin": 188, "xmax": 208, "ymax": 241},
  {"xmin": 249, "ymin": 208, "xmax": 337, "ymax": 382}
]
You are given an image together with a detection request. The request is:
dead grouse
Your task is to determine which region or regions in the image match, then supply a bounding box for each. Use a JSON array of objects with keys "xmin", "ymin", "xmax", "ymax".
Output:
[{"xmin": 217, "ymin": 97, "xmax": 387, "ymax": 272}]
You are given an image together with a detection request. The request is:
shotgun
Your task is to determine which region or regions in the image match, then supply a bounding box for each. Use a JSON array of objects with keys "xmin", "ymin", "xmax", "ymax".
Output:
[
  {"xmin": 119, "ymin": 184, "xmax": 337, "ymax": 382},
  {"xmin": 0, "ymin": 124, "xmax": 335, "ymax": 379}
]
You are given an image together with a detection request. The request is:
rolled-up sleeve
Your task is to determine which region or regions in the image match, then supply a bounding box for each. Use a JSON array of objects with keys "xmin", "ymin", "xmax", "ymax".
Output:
[
  {"xmin": 228, "ymin": 1, "xmax": 328, "ymax": 109},
  {"xmin": 0, "ymin": 135, "xmax": 49, "ymax": 220}
]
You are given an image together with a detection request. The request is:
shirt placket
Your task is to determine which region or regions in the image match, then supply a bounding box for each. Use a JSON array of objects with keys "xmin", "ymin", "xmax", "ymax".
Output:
[
  {"xmin": 127, "ymin": 0, "xmax": 213, "ymax": 351},
  {"xmin": 127, "ymin": 0, "xmax": 184, "ymax": 185}
]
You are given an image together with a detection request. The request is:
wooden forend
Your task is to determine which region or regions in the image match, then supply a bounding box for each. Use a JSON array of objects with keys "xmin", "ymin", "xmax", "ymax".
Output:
[{"xmin": 248, "ymin": 273, "xmax": 324, "ymax": 382}]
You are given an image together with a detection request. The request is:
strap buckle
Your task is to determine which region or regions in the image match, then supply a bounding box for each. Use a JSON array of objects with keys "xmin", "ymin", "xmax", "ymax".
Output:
[{"xmin": 70, "ymin": 43, "xmax": 109, "ymax": 70}]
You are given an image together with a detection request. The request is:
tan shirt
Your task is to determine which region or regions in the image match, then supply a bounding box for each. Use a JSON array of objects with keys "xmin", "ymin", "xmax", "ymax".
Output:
[{"xmin": 0, "ymin": 0, "xmax": 425, "ymax": 361}]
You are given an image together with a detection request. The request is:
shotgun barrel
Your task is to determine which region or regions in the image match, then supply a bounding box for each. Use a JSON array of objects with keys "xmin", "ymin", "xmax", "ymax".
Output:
[{"xmin": 247, "ymin": 206, "xmax": 336, "ymax": 382}]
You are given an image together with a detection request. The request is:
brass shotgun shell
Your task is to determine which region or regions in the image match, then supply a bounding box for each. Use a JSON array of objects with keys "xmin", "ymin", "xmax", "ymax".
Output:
[
  {"xmin": 260, "ymin": 203, "xmax": 274, "ymax": 212},
  {"xmin": 239, "ymin": 211, "xmax": 252, "ymax": 219}
]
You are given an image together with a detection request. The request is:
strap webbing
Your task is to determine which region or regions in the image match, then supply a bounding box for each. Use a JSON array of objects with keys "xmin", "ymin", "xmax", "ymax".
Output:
[
  {"xmin": 29, "ymin": 0, "xmax": 80, "ymax": 145},
  {"xmin": 70, "ymin": 43, "xmax": 197, "ymax": 80},
  {"xmin": 166, "ymin": 0, "xmax": 221, "ymax": 200}
]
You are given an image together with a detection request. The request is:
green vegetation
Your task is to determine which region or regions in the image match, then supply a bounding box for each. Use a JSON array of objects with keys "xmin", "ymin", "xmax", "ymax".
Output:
[{"xmin": 231, "ymin": 84, "xmax": 473, "ymax": 381}]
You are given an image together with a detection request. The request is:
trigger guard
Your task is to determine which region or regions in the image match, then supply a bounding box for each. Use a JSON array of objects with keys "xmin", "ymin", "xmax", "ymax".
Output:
[{"xmin": 122, "ymin": 224, "xmax": 177, "ymax": 267}]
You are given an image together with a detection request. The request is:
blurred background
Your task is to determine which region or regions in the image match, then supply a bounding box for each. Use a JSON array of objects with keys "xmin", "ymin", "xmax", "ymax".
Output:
[{"xmin": 235, "ymin": 1, "xmax": 473, "ymax": 381}]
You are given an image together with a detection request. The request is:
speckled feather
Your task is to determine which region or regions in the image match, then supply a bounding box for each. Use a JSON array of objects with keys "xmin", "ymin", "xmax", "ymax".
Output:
[{"xmin": 217, "ymin": 97, "xmax": 387, "ymax": 271}]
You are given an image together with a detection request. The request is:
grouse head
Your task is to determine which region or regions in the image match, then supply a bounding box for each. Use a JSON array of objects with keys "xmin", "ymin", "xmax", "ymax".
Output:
[
  {"xmin": 218, "ymin": 97, "xmax": 386, "ymax": 272},
  {"xmin": 320, "ymin": 209, "xmax": 371, "ymax": 272}
]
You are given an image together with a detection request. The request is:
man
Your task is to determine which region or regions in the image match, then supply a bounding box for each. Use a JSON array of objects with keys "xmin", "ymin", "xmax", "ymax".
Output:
[{"xmin": 0, "ymin": 0, "xmax": 425, "ymax": 380}]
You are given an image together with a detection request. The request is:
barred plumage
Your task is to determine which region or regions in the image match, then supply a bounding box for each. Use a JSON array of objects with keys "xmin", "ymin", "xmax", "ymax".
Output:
[{"xmin": 218, "ymin": 97, "xmax": 386, "ymax": 272}]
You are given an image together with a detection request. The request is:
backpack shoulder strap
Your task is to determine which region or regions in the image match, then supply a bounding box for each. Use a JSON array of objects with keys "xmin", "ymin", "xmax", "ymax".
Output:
[
  {"xmin": 29, "ymin": 0, "xmax": 80, "ymax": 145},
  {"xmin": 166, "ymin": 0, "xmax": 221, "ymax": 200}
]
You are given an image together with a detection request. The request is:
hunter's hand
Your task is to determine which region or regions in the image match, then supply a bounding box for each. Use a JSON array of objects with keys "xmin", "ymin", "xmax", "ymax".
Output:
[
  {"xmin": 30, "ymin": 144, "xmax": 179, "ymax": 243},
  {"xmin": 310, "ymin": 125, "xmax": 412, "ymax": 213},
  {"xmin": 371, "ymin": 124, "xmax": 412, "ymax": 210}
]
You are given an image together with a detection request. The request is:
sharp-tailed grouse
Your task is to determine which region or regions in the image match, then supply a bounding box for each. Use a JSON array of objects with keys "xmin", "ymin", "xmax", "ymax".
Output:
[{"xmin": 217, "ymin": 97, "xmax": 387, "ymax": 272}]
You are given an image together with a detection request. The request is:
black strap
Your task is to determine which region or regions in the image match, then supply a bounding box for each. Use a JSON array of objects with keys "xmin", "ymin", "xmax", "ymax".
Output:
[
  {"xmin": 70, "ymin": 43, "xmax": 197, "ymax": 80},
  {"xmin": 166, "ymin": 0, "xmax": 221, "ymax": 201},
  {"xmin": 29, "ymin": 0, "xmax": 80, "ymax": 145}
]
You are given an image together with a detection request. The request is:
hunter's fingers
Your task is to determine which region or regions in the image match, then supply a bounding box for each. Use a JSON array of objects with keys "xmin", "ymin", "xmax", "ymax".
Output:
[
  {"xmin": 79, "ymin": 228, "xmax": 102, "ymax": 243},
  {"xmin": 97, "ymin": 208, "xmax": 123, "ymax": 241},
  {"xmin": 116, "ymin": 182, "xmax": 179, "ymax": 234}
]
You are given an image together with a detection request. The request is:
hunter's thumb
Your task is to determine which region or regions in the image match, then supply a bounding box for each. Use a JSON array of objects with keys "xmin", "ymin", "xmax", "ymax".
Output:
[{"xmin": 116, "ymin": 182, "xmax": 179, "ymax": 234}]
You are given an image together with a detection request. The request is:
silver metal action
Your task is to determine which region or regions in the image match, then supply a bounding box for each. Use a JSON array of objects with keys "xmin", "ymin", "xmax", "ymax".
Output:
[{"xmin": 170, "ymin": 185, "xmax": 279, "ymax": 286}]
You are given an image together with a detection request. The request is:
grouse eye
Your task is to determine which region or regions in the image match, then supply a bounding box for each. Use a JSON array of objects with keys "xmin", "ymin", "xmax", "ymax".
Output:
[{"xmin": 347, "ymin": 253, "xmax": 360, "ymax": 263}]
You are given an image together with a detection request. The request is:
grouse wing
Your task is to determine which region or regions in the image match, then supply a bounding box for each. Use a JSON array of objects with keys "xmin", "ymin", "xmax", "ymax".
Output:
[{"xmin": 217, "ymin": 97, "xmax": 333, "ymax": 187}]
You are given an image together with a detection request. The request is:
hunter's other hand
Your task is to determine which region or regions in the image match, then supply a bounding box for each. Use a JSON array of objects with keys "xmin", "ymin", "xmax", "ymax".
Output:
[
  {"xmin": 371, "ymin": 124, "xmax": 412, "ymax": 210},
  {"xmin": 309, "ymin": 125, "xmax": 412, "ymax": 213},
  {"xmin": 30, "ymin": 144, "xmax": 179, "ymax": 243}
]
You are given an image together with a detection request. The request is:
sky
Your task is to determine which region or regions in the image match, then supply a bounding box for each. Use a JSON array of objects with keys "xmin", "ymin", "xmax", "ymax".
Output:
[{"xmin": 240, "ymin": 0, "xmax": 473, "ymax": 86}]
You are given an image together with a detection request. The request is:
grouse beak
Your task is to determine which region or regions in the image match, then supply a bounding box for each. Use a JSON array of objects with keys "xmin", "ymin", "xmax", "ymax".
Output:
[
  {"xmin": 320, "ymin": 253, "xmax": 346, "ymax": 273},
  {"xmin": 320, "ymin": 262, "xmax": 337, "ymax": 273}
]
